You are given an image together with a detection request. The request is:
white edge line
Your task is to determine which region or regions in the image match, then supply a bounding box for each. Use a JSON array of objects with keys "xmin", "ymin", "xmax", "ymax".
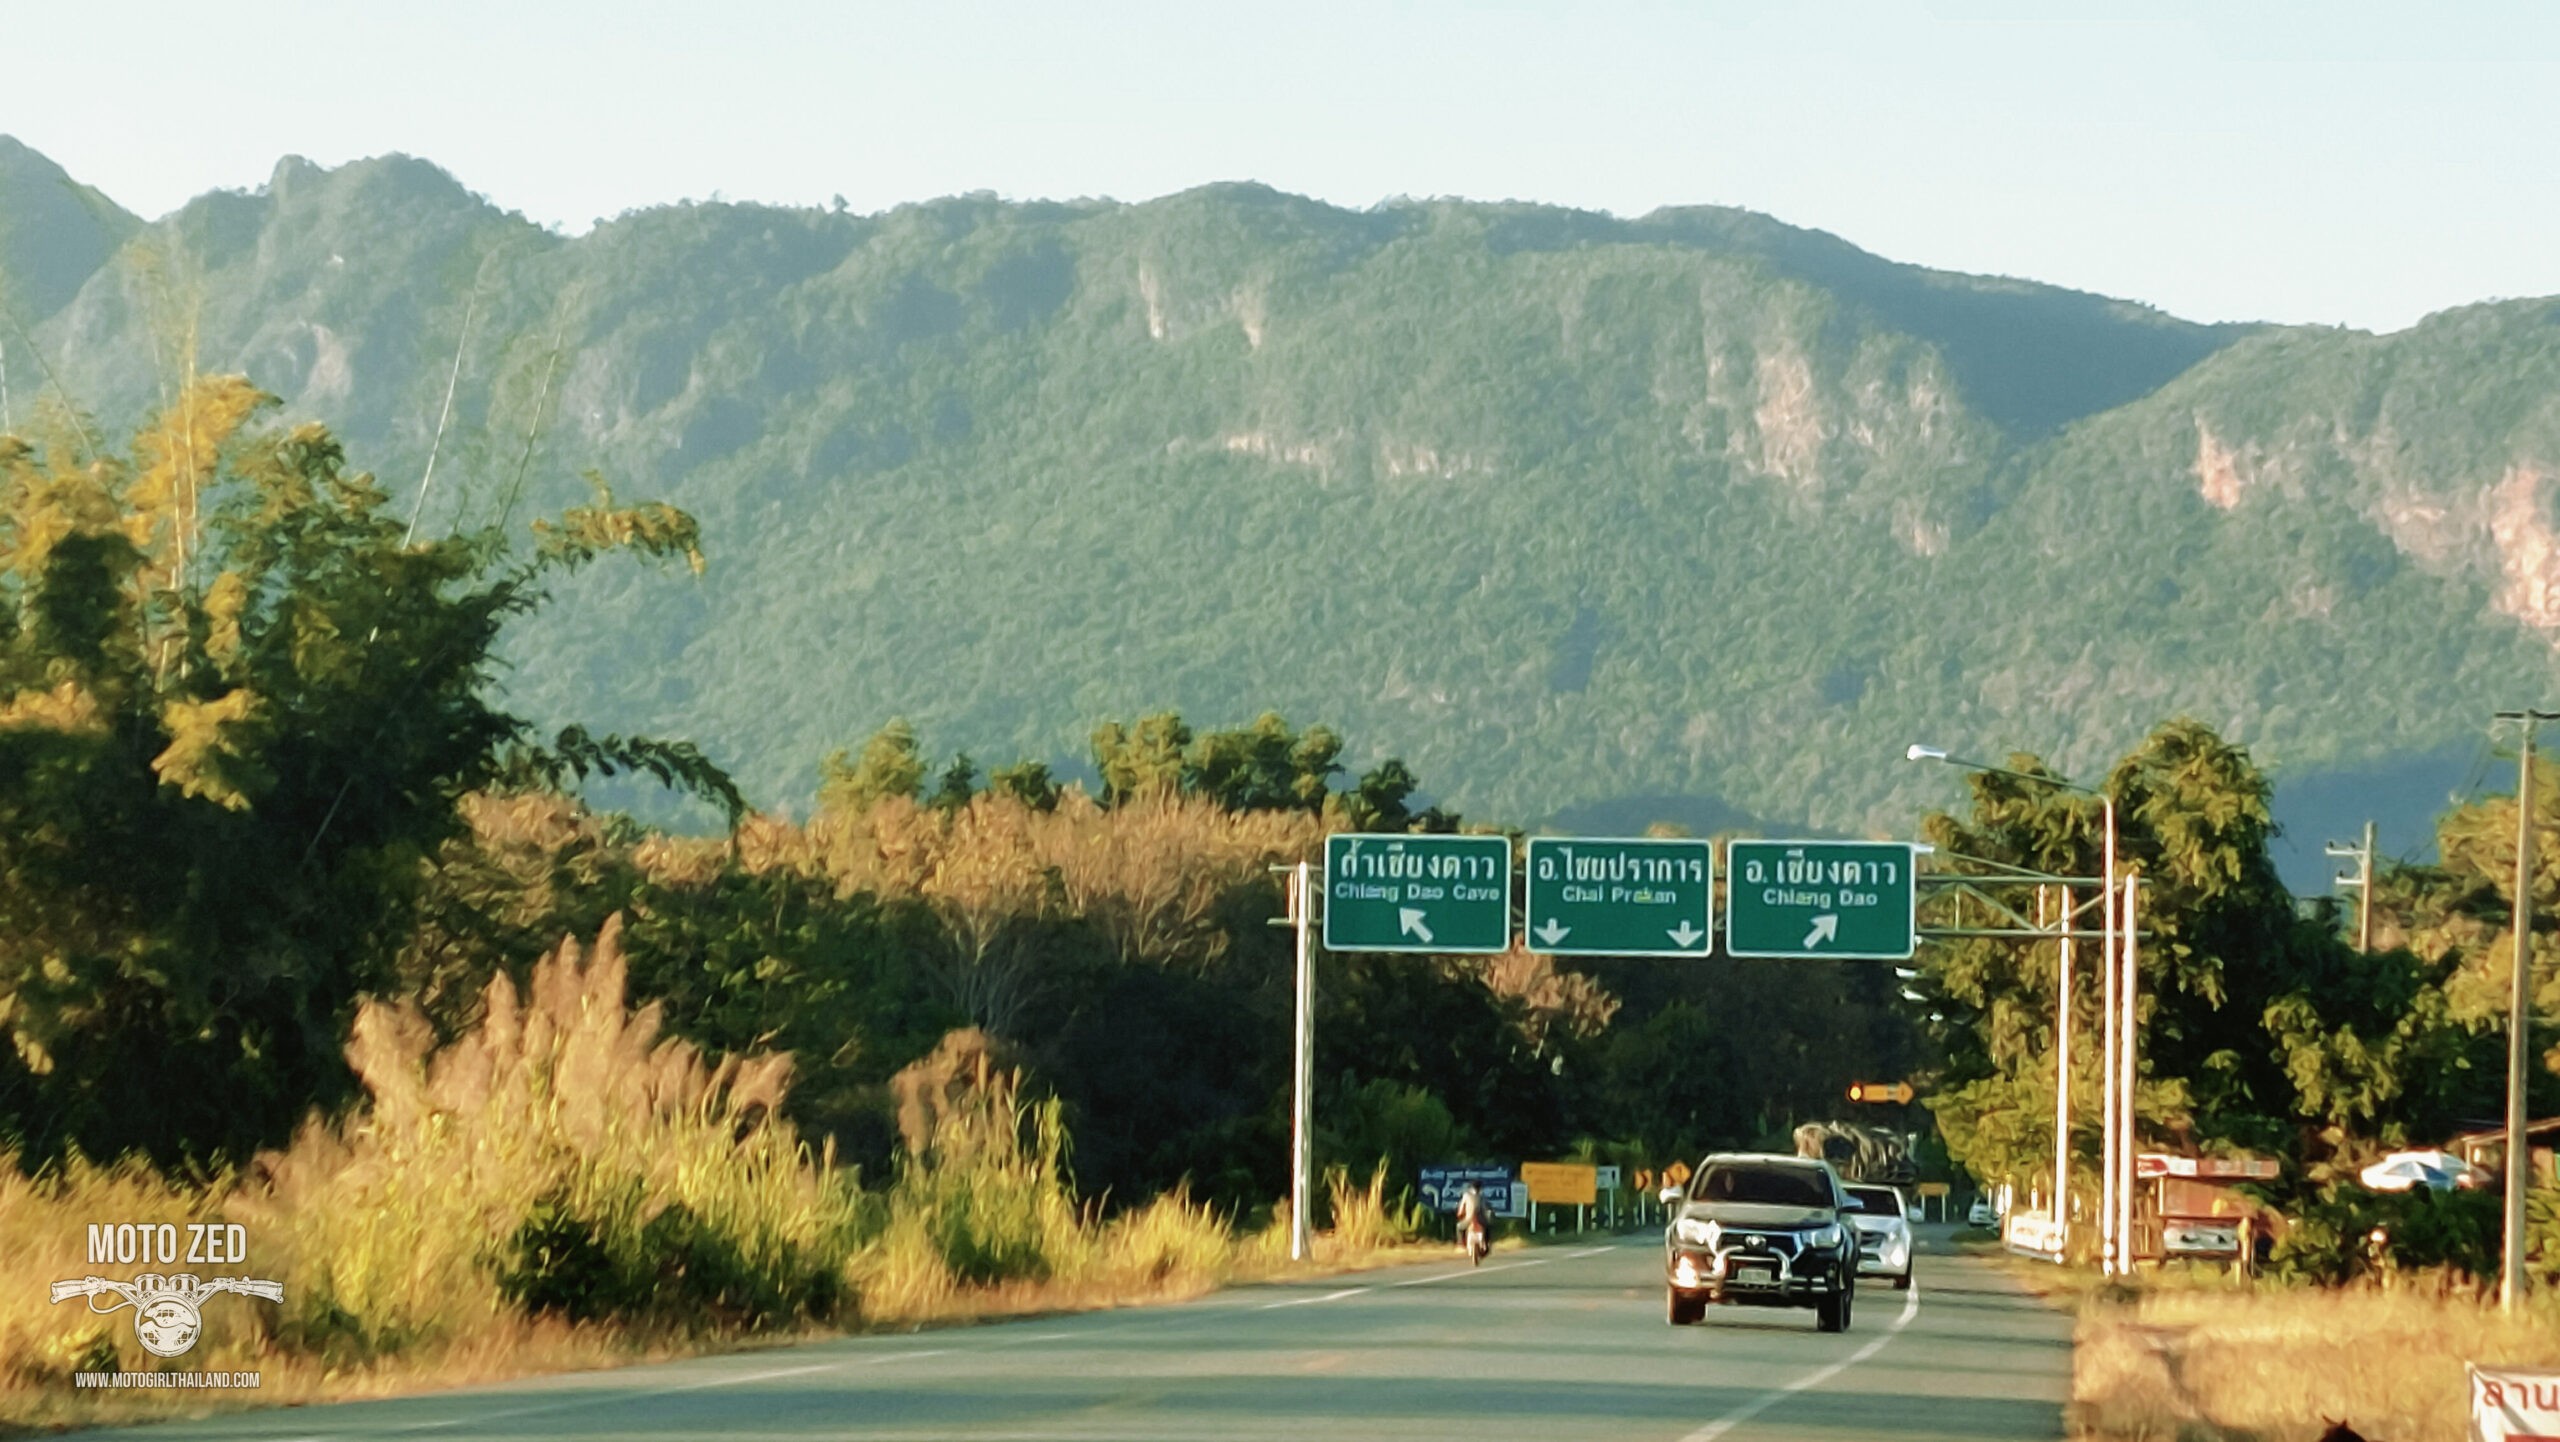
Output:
[
  {"xmin": 1677, "ymin": 1277, "xmax": 1922, "ymax": 1442},
  {"xmin": 284, "ymin": 1248, "xmax": 1601, "ymax": 1436},
  {"xmin": 381, "ymin": 1356, "xmax": 879, "ymax": 1433}
]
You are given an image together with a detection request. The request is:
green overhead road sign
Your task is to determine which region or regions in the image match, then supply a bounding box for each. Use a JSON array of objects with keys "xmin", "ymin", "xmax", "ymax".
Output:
[
  {"xmin": 1725, "ymin": 840, "xmax": 1917, "ymax": 960},
  {"xmin": 1323, "ymin": 833, "xmax": 1513, "ymax": 953},
  {"xmin": 1524, "ymin": 837, "xmax": 1713, "ymax": 957}
]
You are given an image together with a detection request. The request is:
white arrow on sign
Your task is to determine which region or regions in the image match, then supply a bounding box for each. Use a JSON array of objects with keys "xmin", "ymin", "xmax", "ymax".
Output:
[
  {"xmin": 1802, "ymin": 914, "xmax": 1840, "ymax": 949},
  {"xmin": 1399, "ymin": 908, "xmax": 1435, "ymax": 945},
  {"xmin": 1533, "ymin": 918, "xmax": 1571, "ymax": 947},
  {"xmin": 1666, "ymin": 921, "xmax": 1705, "ymax": 949}
]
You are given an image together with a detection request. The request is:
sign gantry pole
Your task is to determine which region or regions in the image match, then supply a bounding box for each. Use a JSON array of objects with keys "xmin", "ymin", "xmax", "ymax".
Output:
[{"xmin": 1290, "ymin": 860, "xmax": 1315, "ymax": 1263}]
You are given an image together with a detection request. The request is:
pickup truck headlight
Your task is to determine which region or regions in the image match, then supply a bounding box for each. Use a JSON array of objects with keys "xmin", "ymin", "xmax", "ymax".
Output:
[
  {"xmin": 1808, "ymin": 1223, "xmax": 1846, "ymax": 1250},
  {"xmin": 1674, "ymin": 1217, "xmax": 1720, "ymax": 1248}
]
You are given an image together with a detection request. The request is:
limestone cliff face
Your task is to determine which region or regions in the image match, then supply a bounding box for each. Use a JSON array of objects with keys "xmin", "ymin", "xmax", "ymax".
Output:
[
  {"xmin": 11, "ymin": 142, "xmax": 2556, "ymax": 837},
  {"xmin": 2144, "ymin": 307, "xmax": 2560, "ymax": 652}
]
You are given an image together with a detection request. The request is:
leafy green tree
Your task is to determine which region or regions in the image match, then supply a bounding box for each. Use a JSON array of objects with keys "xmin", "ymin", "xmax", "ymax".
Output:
[
  {"xmin": 1090, "ymin": 712, "xmax": 1190, "ymax": 804},
  {"xmin": 927, "ymin": 751, "xmax": 979, "ymax": 812},
  {"xmin": 1182, "ymin": 712, "xmax": 1339, "ymax": 813},
  {"xmin": 0, "ymin": 379, "xmax": 728, "ymax": 1166},
  {"xmin": 820, "ymin": 718, "xmax": 926, "ymax": 812},
  {"xmin": 1090, "ymin": 710, "xmax": 1395, "ymax": 818},
  {"xmin": 986, "ymin": 759, "xmax": 1060, "ymax": 811},
  {"xmin": 1919, "ymin": 721, "xmax": 2355, "ymax": 1191}
]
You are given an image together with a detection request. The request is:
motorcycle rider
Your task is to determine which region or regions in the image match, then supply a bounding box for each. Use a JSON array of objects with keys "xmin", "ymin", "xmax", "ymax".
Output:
[{"xmin": 1455, "ymin": 1181, "xmax": 1488, "ymax": 1258}]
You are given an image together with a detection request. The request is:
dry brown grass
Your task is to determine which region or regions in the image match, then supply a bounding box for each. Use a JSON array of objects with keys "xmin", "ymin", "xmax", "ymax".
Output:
[
  {"xmin": 0, "ymin": 903, "xmax": 1423, "ymax": 1435},
  {"xmin": 2, "ymin": 917, "xmax": 856, "ymax": 1433},
  {"xmin": 2072, "ymin": 1276, "xmax": 2560, "ymax": 1442}
]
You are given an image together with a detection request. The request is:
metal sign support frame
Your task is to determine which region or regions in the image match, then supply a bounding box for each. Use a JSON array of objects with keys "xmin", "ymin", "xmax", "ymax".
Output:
[{"xmin": 1914, "ymin": 856, "xmax": 2147, "ymax": 1268}]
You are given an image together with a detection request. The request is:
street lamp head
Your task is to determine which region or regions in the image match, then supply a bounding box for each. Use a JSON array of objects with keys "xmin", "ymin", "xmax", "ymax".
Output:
[{"xmin": 1906, "ymin": 744, "xmax": 1949, "ymax": 763}]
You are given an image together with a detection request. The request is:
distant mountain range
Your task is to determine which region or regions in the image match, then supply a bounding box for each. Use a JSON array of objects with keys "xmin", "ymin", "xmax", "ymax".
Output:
[{"xmin": 6, "ymin": 137, "xmax": 2550, "ymax": 889}]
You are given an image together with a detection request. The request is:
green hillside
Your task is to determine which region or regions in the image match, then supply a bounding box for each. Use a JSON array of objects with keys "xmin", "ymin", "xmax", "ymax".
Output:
[{"xmin": 15, "ymin": 144, "xmax": 2559, "ymax": 842}]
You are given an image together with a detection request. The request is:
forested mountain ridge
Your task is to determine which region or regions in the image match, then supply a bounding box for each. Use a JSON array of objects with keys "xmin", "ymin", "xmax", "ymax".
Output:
[{"xmin": 10, "ymin": 140, "xmax": 2557, "ymax": 844}]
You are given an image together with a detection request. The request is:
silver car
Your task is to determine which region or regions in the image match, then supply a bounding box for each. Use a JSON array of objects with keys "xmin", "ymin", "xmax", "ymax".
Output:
[{"xmin": 1844, "ymin": 1184, "xmax": 1915, "ymax": 1290}]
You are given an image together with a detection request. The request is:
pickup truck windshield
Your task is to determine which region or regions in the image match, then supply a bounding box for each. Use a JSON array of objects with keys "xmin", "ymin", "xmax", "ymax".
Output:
[
  {"xmin": 1844, "ymin": 1186, "xmax": 1901, "ymax": 1214},
  {"xmin": 1693, "ymin": 1163, "xmax": 1832, "ymax": 1208}
]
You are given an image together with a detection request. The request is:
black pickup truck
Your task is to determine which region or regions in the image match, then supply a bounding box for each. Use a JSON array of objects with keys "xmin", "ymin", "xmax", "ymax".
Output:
[{"xmin": 1660, "ymin": 1152, "xmax": 1860, "ymax": 1332}]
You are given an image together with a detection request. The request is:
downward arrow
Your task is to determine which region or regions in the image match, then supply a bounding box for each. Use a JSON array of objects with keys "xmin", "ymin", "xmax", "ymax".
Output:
[
  {"xmin": 1666, "ymin": 921, "xmax": 1705, "ymax": 949},
  {"xmin": 1803, "ymin": 914, "xmax": 1840, "ymax": 949},
  {"xmin": 1533, "ymin": 918, "xmax": 1571, "ymax": 947},
  {"xmin": 1399, "ymin": 908, "xmax": 1435, "ymax": 945}
]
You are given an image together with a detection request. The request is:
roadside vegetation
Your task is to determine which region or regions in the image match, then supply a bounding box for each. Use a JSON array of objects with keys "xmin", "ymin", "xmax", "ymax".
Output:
[
  {"xmin": 0, "ymin": 914, "xmax": 1437, "ymax": 1432},
  {"xmin": 0, "ymin": 382, "xmax": 1879, "ymax": 1429},
  {"xmin": 1922, "ymin": 735, "xmax": 2558, "ymax": 1440},
  {"xmin": 2071, "ymin": 1279, "xmax": 2560, "ymax": 1442}
]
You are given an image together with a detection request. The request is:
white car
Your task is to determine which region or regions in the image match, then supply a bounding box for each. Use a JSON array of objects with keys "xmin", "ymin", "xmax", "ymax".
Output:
[
  {"xmin": 1844, "ymin": 1183, "xmax": 1915, "ymax": 1289},
  {"xmin": 2359, "ymin": 1150, "xmax": 2484, "ymax": 1193},
  {"xmin": 1966, "ymin": 1196, "xmax": 1996, "ymax": 1228}
]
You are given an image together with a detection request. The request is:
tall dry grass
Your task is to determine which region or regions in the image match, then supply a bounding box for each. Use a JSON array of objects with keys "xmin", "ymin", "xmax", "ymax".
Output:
[
  {"xmin": 241, "ymin": 914, "xmax": 861, "ymax": 1357},
  {"xmin": 2073, "ymin": 1277, "xmax": 2560, "ymax": 1442},
  {"xmin": 2, "ymin": 916, "xmax": 859, "ymax": 1428},
  {"xmin": 2, "ymin": 909, "xmax": 1422, "ymax": 1430},
  {"xmin": 847, "ymin": 1031, "xmax": 1419, "ymax": 1327}
]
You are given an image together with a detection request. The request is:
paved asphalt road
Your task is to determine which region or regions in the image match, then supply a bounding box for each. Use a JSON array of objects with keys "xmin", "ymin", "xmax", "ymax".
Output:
[{"xmin": 99, "ymin": 1229, "xmax": 2070, "ymax": 1441}]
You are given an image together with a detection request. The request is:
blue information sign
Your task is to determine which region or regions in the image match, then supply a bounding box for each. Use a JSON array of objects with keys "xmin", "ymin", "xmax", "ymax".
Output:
[{"xmin": 1418, "ymin": 1165, "xmax": 1520, "ymax": 1217}]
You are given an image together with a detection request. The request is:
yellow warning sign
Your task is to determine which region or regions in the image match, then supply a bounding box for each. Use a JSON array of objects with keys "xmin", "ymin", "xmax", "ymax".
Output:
[{"xmin": 1519, "ymin": 1161, "xmax": 1598, "ymax": 1206}]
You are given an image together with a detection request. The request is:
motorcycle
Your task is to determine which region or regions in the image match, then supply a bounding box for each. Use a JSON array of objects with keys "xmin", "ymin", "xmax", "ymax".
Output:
[{"xmin": 1463, "ymin": 1218, "xmax": 1489, "ymax": 1266}]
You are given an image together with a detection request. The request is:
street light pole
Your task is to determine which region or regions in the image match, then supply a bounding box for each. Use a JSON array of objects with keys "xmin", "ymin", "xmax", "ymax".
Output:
[
  {"xmin": 1908, "ymin": 745, "xmax": 2117, "ymax": 1269},
  {"xmin": 2118, "ymin": 872, "xmax": 2141, "ymax": 1273},
  {"xmin": 2052, "ymin": 885, "xmax": 2073, "ymax": 1254},
  {"xmin": 2493, "ymin": 711, "xmax": 2557, "ymax": 1313},
  {"xmin": 2099, "ymin": 794, "xmax": 2119, "ymax": 1274}
]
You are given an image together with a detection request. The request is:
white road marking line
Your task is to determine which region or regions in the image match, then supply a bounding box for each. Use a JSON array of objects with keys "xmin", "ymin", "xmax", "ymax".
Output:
[
  {"xmin": 371, "ymin": 1355, "xmax": 915, "ymax": 1435},
  {"xmin": 1259, "ymin": 1286, "xmax": 1372, "ymax": 1309},
  {"xmin": 1384, "ymin": 1256, "xmax": 1555, "ymax": 1286},
  {"xmin": 1676, "ymin": 1279, "xmax": 1923, "ymax": 1442},
  {"xmin": 237, "ymin": 1247, "xmax": 1617, "ymax": 1437}
]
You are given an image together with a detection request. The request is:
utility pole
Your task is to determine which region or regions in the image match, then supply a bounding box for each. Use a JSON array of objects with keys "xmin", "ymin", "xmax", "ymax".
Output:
[
  {"xmin": 2327, "ymin": 820, "xmax": 2376, "ymax": 952},
  {"xmin": 2494, "ymin": 711, "xmax": 2558, "ymax": 1313}
]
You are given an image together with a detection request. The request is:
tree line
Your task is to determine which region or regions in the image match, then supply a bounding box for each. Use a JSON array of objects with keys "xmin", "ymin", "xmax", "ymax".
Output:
[{"xmin": 0, "ymin": 381, "xmax": 1913, "ymax": 1218}]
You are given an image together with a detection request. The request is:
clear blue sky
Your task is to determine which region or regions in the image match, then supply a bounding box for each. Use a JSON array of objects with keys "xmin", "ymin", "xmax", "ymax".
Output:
[{"xmin": 11, "ymin": 2, "xmax": 2554, "ymax": 332}]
